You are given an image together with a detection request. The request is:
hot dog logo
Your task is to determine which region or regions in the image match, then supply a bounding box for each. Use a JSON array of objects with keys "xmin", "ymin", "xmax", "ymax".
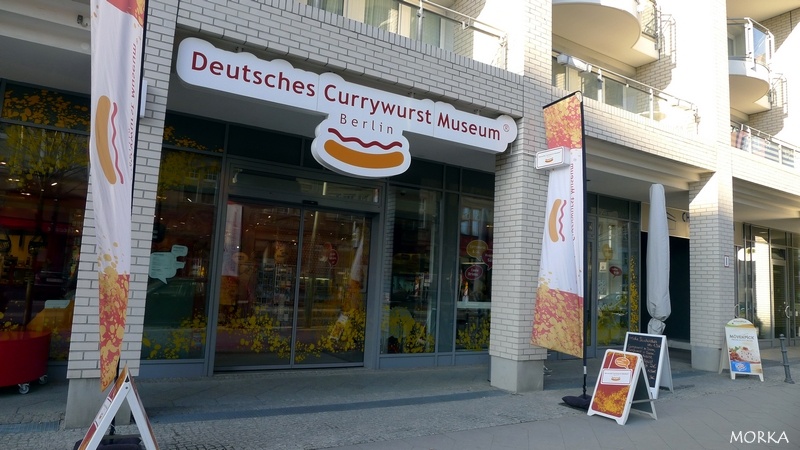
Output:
[
  {"xmin": 548, "ymin": 198, "xmax": 566, "ymax": 242},
  {"xmin": 312, "ymin": 120, "xmax": 411, "ymax": 177},
  {"xmin": 93, "ymin": 95, "xmax": 125, "ymax": 185}
]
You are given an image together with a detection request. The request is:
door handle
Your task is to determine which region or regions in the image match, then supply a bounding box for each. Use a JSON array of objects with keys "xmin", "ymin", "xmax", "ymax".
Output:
[{"xmin": 785, "ymin": 305, "xmax": 791, "ymax": 319}]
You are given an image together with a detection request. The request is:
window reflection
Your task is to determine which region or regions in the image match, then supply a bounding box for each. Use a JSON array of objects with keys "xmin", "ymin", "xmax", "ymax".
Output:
[
  {"xmin": 596, "ymin": 218, "xmax": 630, "ymax": 346},
  {"xmin": 381, "ymin": 187, "xmax": 439, "ymax": 354},
  {"xmin": 456, "ymin": 197, "xmax": 492, "ymax": 351},
  {"xmin": 0, "ymin": 122, "xmax": 88, "ymax": 360},
  {"xmin": 140, "ymin": 149, "xmax": 220, "ymax": 360}
]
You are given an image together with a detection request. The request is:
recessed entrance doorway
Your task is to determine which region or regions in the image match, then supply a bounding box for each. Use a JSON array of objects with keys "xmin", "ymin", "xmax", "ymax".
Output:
[{"xmin": 213, "ymin": 199, "xmax": 371, "ymax": 370}]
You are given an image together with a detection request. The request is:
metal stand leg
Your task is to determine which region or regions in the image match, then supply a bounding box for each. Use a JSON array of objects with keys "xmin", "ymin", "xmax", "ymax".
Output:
[{"xmin": 779, "ymin": 334, "xmax": 794, "ymax": 384}]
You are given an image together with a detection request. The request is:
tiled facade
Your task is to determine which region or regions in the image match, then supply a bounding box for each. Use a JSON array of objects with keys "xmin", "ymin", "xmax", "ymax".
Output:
[{"xmin": 1, "ymin": 0, "xmax": 798, "ymax": 428}]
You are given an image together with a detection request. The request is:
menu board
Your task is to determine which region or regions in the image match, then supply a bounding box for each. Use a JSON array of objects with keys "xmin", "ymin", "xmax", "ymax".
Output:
[
  {"xmin": 623, "ymin": 332, "xmax": 673, "ymax": 398},
  {"xmin": 587, "ymin": 349, "xmax": 656, "ymax": 425}
]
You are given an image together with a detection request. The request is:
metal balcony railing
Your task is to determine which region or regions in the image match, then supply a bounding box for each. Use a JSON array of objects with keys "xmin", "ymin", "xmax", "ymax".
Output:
[
  {"xmin": 639, "ymin": 0, "xmax": 660, "ymax": 40},
  {"xmin": 307, "ymin": 0, "xmax": 508, "ymax": 69},
  {"xmin": 727, "ymin": 18, "xmax": 774, "ymax": 69},
  {"xmin": 731, "ymin": 123, "xmax": 797, "ymax": 170},
  {"xmin": 553, "ymin": 54, "xmax": 699, "ymax": 129}
]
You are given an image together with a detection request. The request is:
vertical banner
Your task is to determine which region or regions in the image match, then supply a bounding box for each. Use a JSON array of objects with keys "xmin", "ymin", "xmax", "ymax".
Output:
[
  {"xmin": 90, "ymin": 0, "xmax": 147, "ymax": 390},
  {"xmin": 531, "ymin": 92, "xmax": 585, "ymax": 358}
]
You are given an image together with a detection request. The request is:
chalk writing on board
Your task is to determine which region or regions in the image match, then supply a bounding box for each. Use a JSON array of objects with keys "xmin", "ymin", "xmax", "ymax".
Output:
[{"xmin": 624, "ymin": 332, "xmax": 663, "ymax": 388}]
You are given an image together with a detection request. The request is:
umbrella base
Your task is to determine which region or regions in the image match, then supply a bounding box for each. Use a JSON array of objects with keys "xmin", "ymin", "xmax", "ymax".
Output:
[{"xmin": 562, "ymin": 393, "xmax": 592, "ymax": 410}]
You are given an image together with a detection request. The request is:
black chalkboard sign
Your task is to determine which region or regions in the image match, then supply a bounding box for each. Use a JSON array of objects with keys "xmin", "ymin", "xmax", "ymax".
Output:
[{"xmin": 623, "ymin": 332, "xmax": 672, "ymax": 398}]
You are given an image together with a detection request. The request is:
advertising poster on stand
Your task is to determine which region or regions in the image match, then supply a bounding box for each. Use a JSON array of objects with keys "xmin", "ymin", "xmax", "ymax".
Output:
[
  {"xmin": 587, "ymin": 349, "xmax": 656, "ymax": 425},
  {"xmin": 722, "ymin": 318, "xmax": 763, "ymax": 381}
]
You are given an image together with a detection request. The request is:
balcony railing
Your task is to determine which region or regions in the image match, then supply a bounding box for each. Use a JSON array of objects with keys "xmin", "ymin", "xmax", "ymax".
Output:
[
  {"xmin": 731, "ymin": 123, "xmax": 797, "ymax": 170},
  {"xmin": 639, "ymin": 0, "xmax": 660, "ymax": 40},
  {"xmin": 305, "ymin": 0, "xmax": 508, "ymax": 69},
  {"xmin": 727, "ymin": 18, "xmax": 774, "ymax": 69},
  {"xmin": 553, "ymin": 54, "xmax": 699, "ymax": 129}
]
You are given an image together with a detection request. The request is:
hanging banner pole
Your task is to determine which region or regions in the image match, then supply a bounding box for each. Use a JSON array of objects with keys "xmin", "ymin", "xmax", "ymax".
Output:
[
  {"xmin": 531, "ymin": 92, "xmax": 588, "ymax": 407},
  {"xmin": 90, "ymin": 0, "xmax": 147, "ymax": 391},
  {"xmin": 532, "ymin": 91, "xmax": 586, "ymax": 358}
]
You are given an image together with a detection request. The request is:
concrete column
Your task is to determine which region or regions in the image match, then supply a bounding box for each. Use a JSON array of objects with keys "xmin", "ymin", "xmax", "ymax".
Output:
[
  {"xmin": 491, "ymin": 144, "xmax": 549, "ymax": 392},
  {"xmin": 489, "ymin": 0, "xmax": 553, "ymax": 393},
  {"xmin": 689, "ymin": 160, "xmax": 735, "ymax": 372}
]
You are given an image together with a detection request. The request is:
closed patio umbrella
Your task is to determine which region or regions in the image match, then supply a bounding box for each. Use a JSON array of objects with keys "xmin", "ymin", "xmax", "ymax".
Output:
[{"xmin": 647, "ymin": 184, "xmax": 671, "ymax": 335}]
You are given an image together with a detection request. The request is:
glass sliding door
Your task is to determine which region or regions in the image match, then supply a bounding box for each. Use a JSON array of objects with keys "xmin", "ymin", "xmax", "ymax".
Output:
[
  {"xmin": 214, "ymin": 202, "xmax": 301, "ymax": 368},
  {"xmin": 772, "ymin": 248, "xmax": 788, "ymax": 340},
  {"xmin": 588, "ymin": 195, "xmax": 640, "ymax": 349},
  {"xmin": 214, "ymin": 200, "xmax": 370, "ymax": 369},
  {"xmin": 296, "ymin": 210, "xmax": 370, "ymax": 365}
]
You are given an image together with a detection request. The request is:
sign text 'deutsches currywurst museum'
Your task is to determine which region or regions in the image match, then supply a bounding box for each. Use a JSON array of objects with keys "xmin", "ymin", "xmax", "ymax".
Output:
[{"xmin": 176, "ymin": 38, "xmax": 517, "ymax": 178}]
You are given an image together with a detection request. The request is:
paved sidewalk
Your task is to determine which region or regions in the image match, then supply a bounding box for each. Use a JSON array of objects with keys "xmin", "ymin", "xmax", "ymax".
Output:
[{"xmin": 1, "ymin": 346, "xmax": 798, "ymax": 450}]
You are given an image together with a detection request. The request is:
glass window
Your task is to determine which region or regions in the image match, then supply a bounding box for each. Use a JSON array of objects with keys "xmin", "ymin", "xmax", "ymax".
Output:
[
  {"xmin": 456, "ymin": 196, "xmax": 492, "ymax": 351},
  {"xmin": 445, "ymin": 166, "xmax": 460, "ymax": 191},
  {"xmin": 230, "ymin": 169, "xmax": 381, "ymax": 206},
  {"xmin": 302, "ymin": 140, "xmax": 326, "ymax": 170},
  {"xmin": 552, "ymin": 56, "xmax": 567, "ymax": 88},
  {"xmin": 390, "ymin": 159, "xmax": 444, "ymax": 188},
  {"xmin": 604, "ymin": 78, "xmax": 625, "ymax": 109},
  {"xmin": 2, "ymin": 83, "xmax": 90, "ymax": 132},
  {"xmin": 141, "ymin": 149, "xmax": 221, "ymax": 360},
  {"xmin": 364, "ymin": 0, "xmax": 400, "ymax": 34},
  {"xmin": 598, "ymin": 195, "xmax": 630, "ymax": 219},
  {"xmin": 753, "ymin": 27, "xmax": 769, "ymax": 66},
  {"xmin": 596, "ymin": 218, "xmax": 631, "ymax": 346},
  {"xmin": 580, "ymin": 71, "xmax": 600, "ymax": 102},
  {"xmin": 163, "ymin": 113, "xmax": 225, "ymax": 153},
  {"xmin": 411, "ymin": 6, "xmax": 442, "ymax": 47},
  {"xmin": 381, "ymin": 186, "xmax": 440, "ymax": 354},
  {"xmin": 227, "ymin": 125, "xmax": 303, "ymax": 165},
  {"xmin": 317, "ymin": 0, "xmax": 344, "ymax": 15},
  {"xmin": 460, "ymin": 169, "xmax": 494, "ymax": 197},
  {"xmin": 0, "ymin": 121, "xmax": 88, "ymax": 360}
]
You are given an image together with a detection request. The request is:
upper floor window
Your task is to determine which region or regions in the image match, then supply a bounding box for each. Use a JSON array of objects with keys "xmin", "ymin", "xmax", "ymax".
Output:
[
  {"xmin": 304, "ymin": 0, "xmax": 507, "ymax": 69},
  {"xmin": 312, "ymin": 0, "xmax": 443, "ymax": 47}
]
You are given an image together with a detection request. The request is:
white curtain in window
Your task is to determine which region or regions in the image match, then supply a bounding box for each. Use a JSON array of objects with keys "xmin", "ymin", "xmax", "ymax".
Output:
[
  {"xmin": 365, "ymin": 0, "xmax": 398, "ymax": 32},
  {"xmin": 318, "ymin": 0, "xmax": 344, "ymax": 15}
]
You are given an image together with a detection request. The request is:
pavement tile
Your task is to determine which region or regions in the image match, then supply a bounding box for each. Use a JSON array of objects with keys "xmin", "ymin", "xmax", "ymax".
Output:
[{"xmin": 0, "ymin": 347, "xmax": 798, "ymax": 450}]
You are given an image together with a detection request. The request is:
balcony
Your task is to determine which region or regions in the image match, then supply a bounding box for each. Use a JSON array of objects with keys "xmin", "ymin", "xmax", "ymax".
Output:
[
  {"xmin": 552, "ymin": 0, "xmax": 660, "ymax": 68},
  {"xmin": 731, "ymin": 123, "xmax": 797, "ymax": 171},
  {"xmin": 728, "ymin": 18, "xmax": 774, "ymax": 115},
  {"xmin": 304, "ymin": 0, "xmax": 508, "ymax": 69},
  {"xmin": 554, "ymin": 54, "xmax": 698, "ymax": 129}
]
